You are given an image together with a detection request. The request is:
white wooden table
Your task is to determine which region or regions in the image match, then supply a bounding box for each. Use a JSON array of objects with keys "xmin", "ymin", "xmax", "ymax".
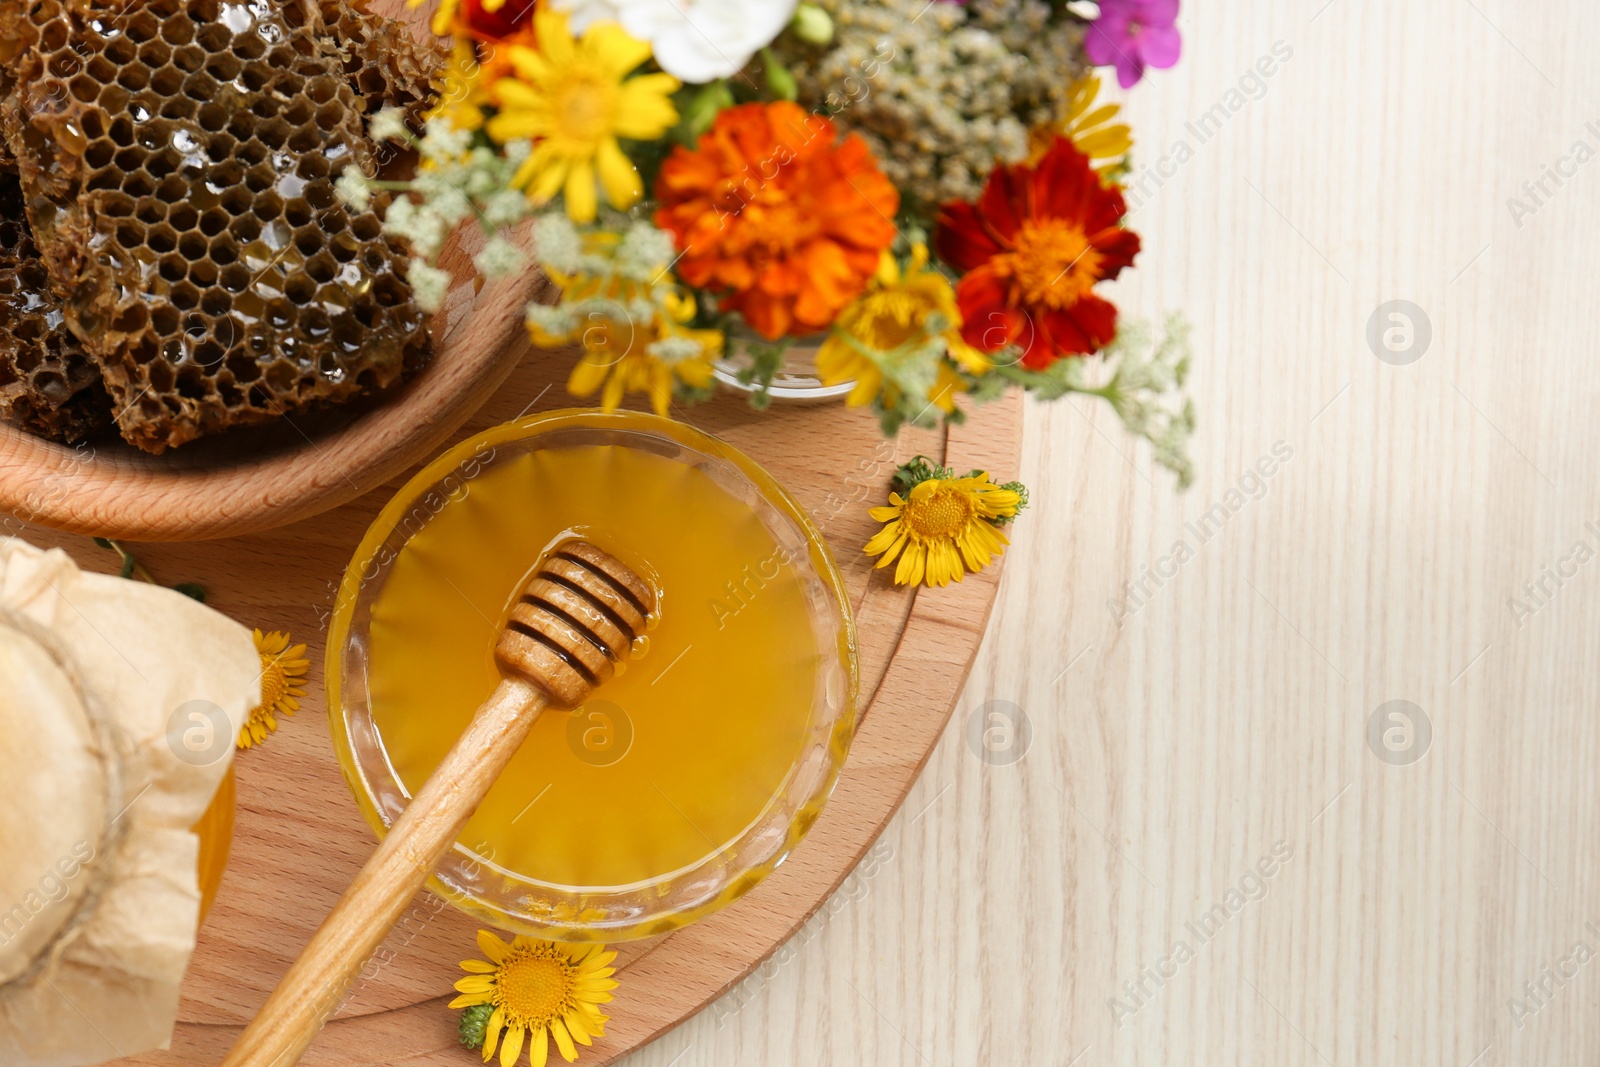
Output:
[{"xmin": 620, "ymin": 3, "xmax": 1600, "ymax": 1064}]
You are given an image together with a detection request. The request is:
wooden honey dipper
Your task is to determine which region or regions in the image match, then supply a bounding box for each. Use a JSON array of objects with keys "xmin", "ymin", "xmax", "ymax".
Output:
[{"xmin": 221, "ymin": 541, "xmax": 656, "ymax": 1067}]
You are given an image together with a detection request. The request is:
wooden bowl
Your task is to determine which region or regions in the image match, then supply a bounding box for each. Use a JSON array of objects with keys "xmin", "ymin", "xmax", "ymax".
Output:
[{"xmin": 0, "ymin": 2, "xmax": 535, "ymax": 543}]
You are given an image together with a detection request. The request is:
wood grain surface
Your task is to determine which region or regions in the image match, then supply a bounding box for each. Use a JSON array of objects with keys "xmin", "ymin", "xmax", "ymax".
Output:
[{"xmin": 598, "ymin": 4, "xmax": 1595, "ymax": 1066}]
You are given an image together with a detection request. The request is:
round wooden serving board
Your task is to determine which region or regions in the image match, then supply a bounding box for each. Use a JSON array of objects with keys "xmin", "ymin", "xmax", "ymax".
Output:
[{"xmin": 13, "ymin": 341, "xmax": 1022, "ymax": 1067}]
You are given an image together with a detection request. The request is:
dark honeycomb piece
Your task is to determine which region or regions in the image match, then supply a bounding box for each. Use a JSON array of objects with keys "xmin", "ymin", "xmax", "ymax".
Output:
[
  {"xmin": 318, "ymin": 0, "xmax": 444, "ymax": 127},
  {"xmin": 2, "ymin": 0, "xmax": 433, "ymax": 453},
  {"xmin": 0, "ymin": 173, "xmax": 112, "ymax": 442}
]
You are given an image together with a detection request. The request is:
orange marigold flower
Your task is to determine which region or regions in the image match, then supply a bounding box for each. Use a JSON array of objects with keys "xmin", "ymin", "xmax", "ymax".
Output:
[
  {"xmin": 934, "ymin": 136, "xmax": 1141, "ymax": 370},
  {"xmin": 654, "ymin": 101, "xmax": 900, "ymax": 340}
]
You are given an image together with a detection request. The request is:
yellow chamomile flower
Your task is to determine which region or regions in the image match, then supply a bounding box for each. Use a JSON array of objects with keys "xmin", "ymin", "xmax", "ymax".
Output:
[
  {"xmin": 238, "ymin": 629, "xmax": 309, "ymax": 749},
  {"xmin": 452, "ymin": 930, "xmax": 619, "ymax": 1067},
  {"xmin": 866, "ymin": 468, "xmax": 1023, "ymax": 588},
  {"xmin": 528, "ymin": 217, "xmax": 723, "ymax": 416},
  {"xmin": 557, "ymin": 277, "xmax": 723, "ymax": 416},
  {"xmin": 817, "ymin": 243, "xmax": 989, "ymax": 414},
  {"xmin": 1028, "ymin": 72, "xmax": 1133, "ymax": 168},
  {"xmin": 486, "ymin": 11, "xmax": 680, "ymax": 223}
]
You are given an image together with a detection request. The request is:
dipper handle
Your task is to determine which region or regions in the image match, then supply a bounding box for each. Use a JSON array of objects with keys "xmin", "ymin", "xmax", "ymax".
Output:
[{"xmin": 221, "ymin": 542, "xmax": 655, "ymax": 1067}]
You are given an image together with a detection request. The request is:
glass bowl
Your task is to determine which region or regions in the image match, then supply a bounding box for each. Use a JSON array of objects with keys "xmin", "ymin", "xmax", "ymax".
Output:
[{"xmin": 327, "ymin": 410, "xmax": 859, "ymax": 941}]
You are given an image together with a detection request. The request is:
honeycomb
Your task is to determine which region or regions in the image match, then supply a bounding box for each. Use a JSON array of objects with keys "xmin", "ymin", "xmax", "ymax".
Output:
[
  {"xmin": 1, "ymin": 0, "xmax": 434, "ymax": 453},
  {"xmin": 318, "ymin": 0, "xmax": 443, "ymax": 128},
  {"xmin": 0, "ymin": 172, "xmax": 112, "ymax": 442}
]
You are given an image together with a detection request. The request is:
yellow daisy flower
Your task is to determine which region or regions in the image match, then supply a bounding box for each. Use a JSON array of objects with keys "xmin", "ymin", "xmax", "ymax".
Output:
[
  {"xmin": 1028, "ymin": 72, "xmax": 1133, "ymax": 168},
  {"xmin": 486, "ymin": 11, "xmax": 680, "ymax": 223},
  {"xmin": 866, "ymin": 473, "xmax": 1022, "ymax": 588},
  {"xmin": 451, "ymin": 930, "xmax": 619, "ymax": 1067},
  {"xmin": 238, "ymin": 629, "xmax": 309, "ymax": 749},
  {"xmin": 817, "ymin": 243, "xmax": 990, "ymax": 415},
  {"xmin": 560, "ymin": 283, "xmax": 722, "ymax": 416}
]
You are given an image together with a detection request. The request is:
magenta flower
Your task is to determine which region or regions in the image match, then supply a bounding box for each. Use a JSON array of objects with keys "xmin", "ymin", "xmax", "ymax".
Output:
[{"xmin": 1086, "ymin": 0, "xmax": 1182, "ymax": 88}]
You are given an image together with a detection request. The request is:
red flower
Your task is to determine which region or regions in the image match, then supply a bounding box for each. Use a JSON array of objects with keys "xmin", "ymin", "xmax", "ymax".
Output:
[
  {"xmin": 935, "ymin": 137, "xmax": 1140, "ymax": 369},
  {"xmin": 461, "ymin": 0, "xmax": 536, "ymax": 41}
]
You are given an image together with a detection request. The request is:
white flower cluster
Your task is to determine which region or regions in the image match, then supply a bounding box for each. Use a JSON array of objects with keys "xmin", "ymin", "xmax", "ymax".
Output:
[
  {"xmin": 526, "ymin": 214, "xmax": 715, "ymax": 366},
  {"xmin": 333, "ymin": 114, "xmax": 540, "ymax": 313},
  {"xmin": 531, "ymin": 214, "xmax": 674, "ymax": 285},
  {"xmin": 1065, "ymin": 315, "xmax": 1198, "ymax": 489}
]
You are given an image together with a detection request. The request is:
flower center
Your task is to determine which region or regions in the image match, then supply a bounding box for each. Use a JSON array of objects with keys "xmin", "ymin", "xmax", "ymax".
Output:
[
  {"xmin": 852, "ymin": 290, "xmax": 923, "ymax": 351},
  {"xmin": 259, "ymin": 658, "xmax": 289, "ymax": 708},
  {"xmin": 554, "ymin": 75, "xmax": 616, "ymax": 142},
  {"xmin": 992, "ymin": 219, "xmax": 1104, "ymax": 310},
  {"xmin": 903, "ymin": 486, "xmax": 975, "ymax": 540},
  {"xmin": 495, "ymin": 951, "xmax": 573, "ymax": 1026}
]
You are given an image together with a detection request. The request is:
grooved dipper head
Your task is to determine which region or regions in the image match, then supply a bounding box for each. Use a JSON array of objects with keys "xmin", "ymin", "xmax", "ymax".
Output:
[{"xmin": 495, "ymin": 541, "xmax": 657, "ymax": 707}]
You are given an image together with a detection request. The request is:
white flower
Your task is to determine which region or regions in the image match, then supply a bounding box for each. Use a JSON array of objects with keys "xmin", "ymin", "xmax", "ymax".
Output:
[
  {"xmin": 384, "ymin": 198, "xmax": 450, "ymax": 260},
  {"xmin": 648, "ymin": 334, "xmax": 707, "ymax": 364},
  {"xmin": 474, "ymin": 236, "xmax": 527, "ymax": 281},
  {"xmin": 552, "ymin": 0, "xmax": 797, "ymax": 83},
  {"xmin": 532, "ymin": 213, "xmax": 584, "ymax": 275},
  {"xmin": 481, "ymin": 189, "xmax": 532, "ymax": 229},
  {"xmin": 369, "ymin": 106, "xmax": 412, "ymax": 143},
  {"xmin": 334, "ymin": 167, "xmax": 372, "ymax": 212},
  {"xmin": 419, "ymin": 119, "xmax": 474, "ymax": 165},
  {"xmin": 407, "ymin": 259, "xmax": 453, "ymax": 313},
  {"xmin": 614, "ymin": 221, "xmax": 676, "ymax": 282}
]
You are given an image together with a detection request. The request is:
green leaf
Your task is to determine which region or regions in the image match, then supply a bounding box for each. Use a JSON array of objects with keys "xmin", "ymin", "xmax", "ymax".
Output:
[{"xmin": 173, "ymin": 583, "xmax": 207, "ymax": 603}]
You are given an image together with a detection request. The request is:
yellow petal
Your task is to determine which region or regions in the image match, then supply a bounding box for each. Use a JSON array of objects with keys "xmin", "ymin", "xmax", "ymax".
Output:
[
  {"xmin": 529, "ymin": 1025, "xmax": 550, "ymax": 1067},
  {"xmin": 1076, "ymin": 103, "xmax": 1121, "ymax": 131},
  {"xmin": 565, "ymin": 1012, "xmax": 593, "ymax": 1046},
  {"xmin": 648, "ymin": 363, "xmax": 672, "ymax": 417},
  {"xmin": 535, "ymin": 9, "xmax": 576, "ymax": 66},
  {"xmin": 455, "ymin": 976, "xmax": 496, "ymax": 994},
  {"xmin": 568, "ymin": 354, "xmax": 609, "ymax": 397},
  {"xmin": 870, "ymin": 530, "xmax": 907, "ymax": 569},
  {"xmin": 895, "ymin": 542, "xmax": 926, "ymax": 587},
  {"xmin": 461, "ymin": 959, "xmax": 498, "ymax": 973},
  {"xmin": 863, "ymin": 520, "xmax": 903, "ymax": 556},
  {"xmin": 483, "ymin": 1008, "xmax": 506, "ymax": 1062},
  {"xmin": 585, "ymin": 20, "xmax": 654, "ymax": 77},
  {"xmin": 449, "ymin": 993, "xmax": 492, "ymax": 1009},
  {"xmin": 872, "ymin": 250, "xmax": 900, "ymax": 288},
  {"xmin": 564, "ymin": 158, "xmax": 597, "ymax": 223},
  {"xmin": 486, "ymin": 110, "xmax": 546, "ymax": 142},
  {"xmin": 595, "ymin": 138, "xmax": 642, "ymax": 211},
  {"xmin": 526, "ymin": 147, "xmax": 570, "ymax": 205},
  {"xmin": 478, "ymin": 930, "xmax": 511, "ymax": 964},
  {"xmin": 500, "ymin": 1022, "xmax": 525, "ymax": 1067},
  {"xmin": 549, "ymin": 1018, "xmax": 578, "ymax": 1062},
  {"xmin": 613, "ymin": 74, "xmax": 681, "ymax": 138},
  {"xmin": 600, "ymin": 359, "xmax": 627, "ymax": 412}
]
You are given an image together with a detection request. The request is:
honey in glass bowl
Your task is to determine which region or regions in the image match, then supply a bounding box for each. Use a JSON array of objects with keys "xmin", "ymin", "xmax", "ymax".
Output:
[
  {"xmin": 329, "ymin": 411, "xmax": 858, "ymax": 941},
  {"xmin": 368, "ymin": 445, "xmax": 819, "ymax": 889}
]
